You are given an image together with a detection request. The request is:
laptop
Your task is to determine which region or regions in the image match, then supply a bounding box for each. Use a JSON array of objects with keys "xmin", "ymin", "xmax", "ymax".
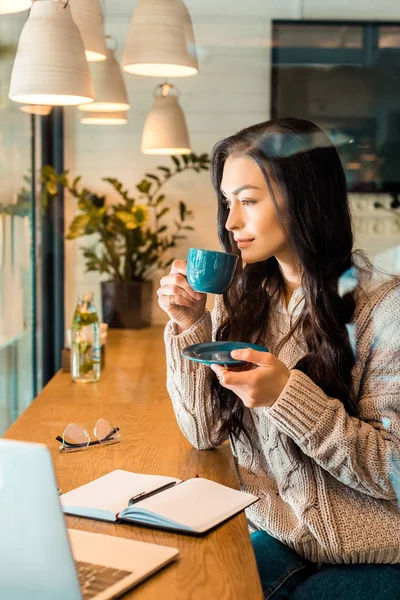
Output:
[{"xmin": 0, "ymin": 439, "xmax": 179, "ymax": 600}]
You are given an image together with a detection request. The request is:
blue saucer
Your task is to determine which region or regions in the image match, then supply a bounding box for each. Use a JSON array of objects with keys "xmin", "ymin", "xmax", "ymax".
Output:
[{"xmin": 181, "ymin": 341, "xmax": 269, "ymax": 366}]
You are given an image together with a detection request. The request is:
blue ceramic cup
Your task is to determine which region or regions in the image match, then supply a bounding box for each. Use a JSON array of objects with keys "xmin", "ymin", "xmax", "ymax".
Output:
[{"xmin": 186, "ymin": 248, "xmax": 238, "ymax": 294}]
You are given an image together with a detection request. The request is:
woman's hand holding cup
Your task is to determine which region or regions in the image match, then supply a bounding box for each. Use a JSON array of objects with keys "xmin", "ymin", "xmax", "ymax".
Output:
[{"xmin": 157, "ymin": 260, "xmax": 207, "ymax": 332}]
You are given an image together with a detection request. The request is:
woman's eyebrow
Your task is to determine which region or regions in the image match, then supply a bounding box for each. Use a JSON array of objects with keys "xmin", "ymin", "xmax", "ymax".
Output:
[{"xmin": 220, "ymin": 184, "xmax": 261, "ymax": 196}]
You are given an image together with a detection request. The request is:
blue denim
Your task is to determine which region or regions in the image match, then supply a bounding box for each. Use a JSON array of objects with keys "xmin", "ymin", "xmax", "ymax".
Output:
[{"xmin": 251, "ymin": 530, "xmax": 400, "ymax": 600}]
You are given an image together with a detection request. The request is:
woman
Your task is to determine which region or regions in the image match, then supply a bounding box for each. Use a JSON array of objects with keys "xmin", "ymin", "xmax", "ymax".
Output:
[{"xmin": 157, "ymin": 118, "xmax": 400, "ymax": 599}]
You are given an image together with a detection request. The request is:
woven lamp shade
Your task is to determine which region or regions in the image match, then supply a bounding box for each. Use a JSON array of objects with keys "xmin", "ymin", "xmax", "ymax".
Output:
[
  {"xmin": 122, "ymin": 0, "xmax": 198, "ymax": 78},
  {"xmin": 141, "ymin": 84, "xmax": 191, "ymax": 155},
  {"xmin": 78, "ymin": 48, "xmax": 130, "ymax": 112},
  {"xmin": 69, "ymin": 0, "xmax": 107, "ymax": 62},
  {"xmin": 0, "ymin": 0, "xmax": 31, "ymax": 14},
  {"xmin": 80, "ymin": 111, "xmax": 128, "ymax": 125},
  {"xmin": 20, "ymin": 105, "xmax": 52, "ymax": 116},
  {"xmin": 9, "ymin": 0, "xmax": 94, "ymax": 107}
]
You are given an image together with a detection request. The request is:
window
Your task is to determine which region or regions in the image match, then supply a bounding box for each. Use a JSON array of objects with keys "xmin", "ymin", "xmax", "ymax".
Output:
[
  {"xmin": 0, "ymin": 13, "xmax": 38, "ymax": 434},
  {"xmin": 272, "ymin": 21, "xmax": 400, "ymax": 197}
]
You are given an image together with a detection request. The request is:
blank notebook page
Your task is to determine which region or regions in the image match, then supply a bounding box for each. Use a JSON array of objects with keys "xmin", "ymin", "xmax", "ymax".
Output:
[
  {"xmin": 131, "ymin": 478, "xmax": 258, "ymax": 532},
  {"xmin": 60, "ymin": 470, "xmax": 179, "ymax": 516}
]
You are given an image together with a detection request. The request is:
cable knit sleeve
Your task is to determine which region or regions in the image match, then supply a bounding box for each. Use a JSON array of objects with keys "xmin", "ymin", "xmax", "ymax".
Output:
[
  {"xmin": 267, "ymin": 280, "xmax": 400, "ymax": 500},
  {"xmin": 164, "ymin": 295, "xmax": 228, "ymax": 450}
]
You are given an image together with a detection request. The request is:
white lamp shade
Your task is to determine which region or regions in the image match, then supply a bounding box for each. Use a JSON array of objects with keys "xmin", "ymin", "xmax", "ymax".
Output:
[
  {"xmin": 80, "ymin": 111, "xmax": 128, "ymax": 125},
  {"xmin": 69, "ymin": 0, "xmax": 107, "ymax": 62},
  {"xmin": 122, "ymin": 0, "xmax": 198, "ymax": 78},
  {"xmin": 0, "ymin": 0, "xmax": 31, "ymax": 14},
  {"xmin": 78, "ymin": 48, "xmax": 130, "ymax": 112},
  {"xmin": 20, "ymin": 104, "xmax": 52, "ymax": 116},
  {"xmin": 141, "ymin": 88, "xmax": 191, "ymax": 155},
  {"xmin": 9, "ymin": 1, "xmax": 95, "ymax": 107},
  {"xmin": 176, "ymin": 0, "xmax": 198, "ymax": 70}
]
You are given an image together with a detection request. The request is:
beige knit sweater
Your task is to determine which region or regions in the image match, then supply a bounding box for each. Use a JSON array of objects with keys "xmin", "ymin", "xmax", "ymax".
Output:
[{"xmin": 164, "ymin": 278, "xmax": 400, "ymax": 564}]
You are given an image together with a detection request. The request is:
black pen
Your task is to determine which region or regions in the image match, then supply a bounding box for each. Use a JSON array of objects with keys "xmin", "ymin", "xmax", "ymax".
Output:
[{"xmin": 128, "ymin": 481, "xmax": 179, "ymax": 506}]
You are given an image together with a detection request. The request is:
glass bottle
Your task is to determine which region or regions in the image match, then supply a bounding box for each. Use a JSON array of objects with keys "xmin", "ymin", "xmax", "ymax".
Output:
[{"xmin": 71, "ymin": 292, "xmax": 100, "ymax": 383}]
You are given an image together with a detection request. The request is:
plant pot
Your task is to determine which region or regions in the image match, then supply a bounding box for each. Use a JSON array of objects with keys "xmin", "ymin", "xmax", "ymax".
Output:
[{"xmin": 101, "ymin": 280, "xmax": 153, "ymax": 329}]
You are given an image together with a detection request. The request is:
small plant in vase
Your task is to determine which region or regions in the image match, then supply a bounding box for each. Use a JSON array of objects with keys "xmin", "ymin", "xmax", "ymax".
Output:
[{"xmin": 42, "ymin": 153, "xmax": 210, "ymax": 328}]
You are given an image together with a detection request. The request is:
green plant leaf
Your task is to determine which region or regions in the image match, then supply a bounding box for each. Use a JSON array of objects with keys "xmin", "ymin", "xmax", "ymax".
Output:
[
  {"xmin": 115, "ymin": 210, "xmax": 137, "ymax": 229},
  {"xmin": 155, "ymin": 195, "xmax": 165, "ymax": 205},
  {"xmin": 92, "ymin": 206, "xmax": 107, "ymax": 221},
  {"xmin": 145, "ymin": 173, "xmax": 161, "ymax": 184},
  {"xmin": 157, "ymin": 207, "xmax": 170, "ymax": 219},
  {"xmin": 77, "ymin": 199, "xmax": 87, "ymax": 211},
  {"xmin": 89, "ymin": 194, "xmax": 105, "ymax": 208},
  {"xmin": 132, "ymin": 205, "xmax": 148, "ymax": 225},
  {"xmin": 41, "ymin": 165, "xmax": 56, "ymax": 178},
  {"xmin": 179, "ymin": 201, "xmax": 186, "ymax": 221},
  {"xmin": 157, "ymin": 167, "xmax": 171, "ymax": 175},
  {"xmin": 46, "ymin": 181, "xmax": 58, "ymax": 196},
  {"xmin": 171, "ymin": 156, "xmax": 181, "ymax": 170},
  {"xmin": 115, "ymin": 204, "xmax": 148, "ymax": 230},
  {"xmin": 137, "ymin": 179, "xmax": 152, "ymax": 194},
  {"xmin": 66, "ymin": 214, "xmax": 91, "ymax": 239}
]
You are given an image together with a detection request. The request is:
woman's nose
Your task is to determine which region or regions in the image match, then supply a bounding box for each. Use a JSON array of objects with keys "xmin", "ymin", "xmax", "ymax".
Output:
[{"xmin": 225, "ymin": 203, "xmax": 243, "ymax": 232}]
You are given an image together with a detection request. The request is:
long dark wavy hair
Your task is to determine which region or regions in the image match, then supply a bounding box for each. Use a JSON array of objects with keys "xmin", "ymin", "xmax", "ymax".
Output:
[{"xmin": 209, "ymin": 117, "xmax": 371, "ymax": 447}]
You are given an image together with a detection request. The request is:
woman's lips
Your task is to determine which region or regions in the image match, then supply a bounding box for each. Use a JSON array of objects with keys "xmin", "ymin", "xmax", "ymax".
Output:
[{"xmin": 236, "ymin": 239, "xmax": 254, "ymax": 248}]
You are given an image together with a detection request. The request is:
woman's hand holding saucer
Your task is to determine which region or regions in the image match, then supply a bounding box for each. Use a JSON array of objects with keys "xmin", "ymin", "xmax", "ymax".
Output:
[{"xmin": 210, "ymin": 348, "xmax": 290, "ymax": 408}]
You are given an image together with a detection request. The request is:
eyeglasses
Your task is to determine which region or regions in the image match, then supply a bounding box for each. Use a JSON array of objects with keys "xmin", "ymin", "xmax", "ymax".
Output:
[{"xmin": 56, "ymin": 418, "xmax": 120, "ymax": 453}]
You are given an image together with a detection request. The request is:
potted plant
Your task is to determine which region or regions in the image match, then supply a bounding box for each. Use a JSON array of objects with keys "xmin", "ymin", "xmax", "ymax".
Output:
[{"xmin": 42, "ymin": 153, "xmax": 210, "ymax": 328}]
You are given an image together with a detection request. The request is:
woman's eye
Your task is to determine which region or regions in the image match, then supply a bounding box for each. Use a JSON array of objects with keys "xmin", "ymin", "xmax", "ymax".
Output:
[{"xmin": 222, "ymin": 198, "xmax": 256, "ymax": 208}]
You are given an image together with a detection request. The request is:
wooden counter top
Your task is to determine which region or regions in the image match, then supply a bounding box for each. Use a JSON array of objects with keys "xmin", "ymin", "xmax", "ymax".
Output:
[{"xmin": 4, "ymin": 328, "xmax": 263, "ymax": 600}]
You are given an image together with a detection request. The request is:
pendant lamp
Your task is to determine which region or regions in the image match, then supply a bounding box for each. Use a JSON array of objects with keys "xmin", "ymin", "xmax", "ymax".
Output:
[
  {"xmin": 9, "ymin": 0, "xmax": 94, "ymax": 107},
  {"xmin": 176, "ymin": 0, "xmax": 198, "ymax": 71},
  {"xmin": 141, "ymin": 82, "xmax": 191, "ymax": 155},
  {"xmin": 122, "ymin": 0, "xmax": 198, "ymax": 78},
  {"xmin": 20, "ymin": 105, "xmax": 52, "ymax": 116},
  {"xmin": 0, "ymin": 0, "xmax": 31, "ymax": 14},
  {"xmin": 69, "ymin": 0, "xmax": 107, "ymax": 62},
  {"xmin": 80, "ymin": 111, "xmax": 128, "ymax": 125},
  {"xmin": 78, "ymin": 46, "xmax": 130, "ymax": 112}
]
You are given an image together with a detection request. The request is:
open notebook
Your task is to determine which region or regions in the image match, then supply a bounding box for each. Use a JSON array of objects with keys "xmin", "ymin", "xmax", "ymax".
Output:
[{"xmin": 60, "ymin": 470, "xmax": 259, "ymax": 534}]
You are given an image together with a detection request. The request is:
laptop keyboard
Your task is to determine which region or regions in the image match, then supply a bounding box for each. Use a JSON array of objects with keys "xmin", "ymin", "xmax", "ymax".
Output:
[{"xmin": 75, "ymin": 561, "xmax": 133, "ymax": 599}]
